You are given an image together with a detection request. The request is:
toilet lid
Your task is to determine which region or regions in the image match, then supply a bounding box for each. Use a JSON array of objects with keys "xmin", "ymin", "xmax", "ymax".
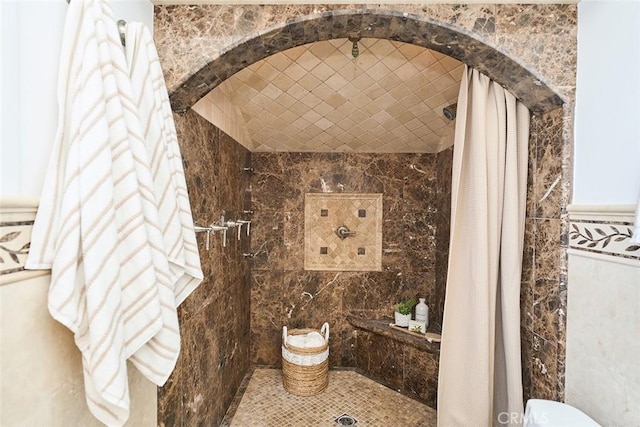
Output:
[{"xmin": 525, "ymin": 399, "xmax": 601, "ymax": 427}]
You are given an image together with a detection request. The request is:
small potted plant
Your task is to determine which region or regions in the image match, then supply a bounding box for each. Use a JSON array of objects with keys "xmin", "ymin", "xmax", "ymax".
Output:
[{"xmin": 394, "ymin": 297, "xmax": 417, "ymax": 327}]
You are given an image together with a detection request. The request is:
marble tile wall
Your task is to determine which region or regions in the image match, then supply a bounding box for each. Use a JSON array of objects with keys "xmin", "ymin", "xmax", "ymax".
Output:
[
  {"xmin": 153, "ymin": 0, "xmax": 577, "ymax": 414},
  {"xmin": 521, "ymin": 108, "xmax": 567, "ymax": 403},
  {"xmin": 154, "ymin": 4, "xmax": 576, "ymax": 114},
  {"xmin": 250, "ymin": 152, "xmax": 449, "ymax": 406},
  {"xmin": 355, "ymin": 331, "xmax": 440, "ymax": 408},
  {"xmin": 434, "ymin": 147, "xmax": 453, "ymax": 325},
  {"xmin": 157, "ymin": 111, "xmax": 252, "ymax": 426}
]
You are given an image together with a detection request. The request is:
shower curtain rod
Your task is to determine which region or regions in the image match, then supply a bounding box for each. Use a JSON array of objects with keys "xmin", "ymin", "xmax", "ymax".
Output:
[{"xmin": 65, "ymin": 0, "xmax": 127, "ymax": 47}]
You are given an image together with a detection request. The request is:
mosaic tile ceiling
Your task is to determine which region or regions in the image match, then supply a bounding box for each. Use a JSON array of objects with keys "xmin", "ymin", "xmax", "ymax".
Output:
[{"xmin": 195, "ymin": 38, "xmax": 463, "ymax": 153}]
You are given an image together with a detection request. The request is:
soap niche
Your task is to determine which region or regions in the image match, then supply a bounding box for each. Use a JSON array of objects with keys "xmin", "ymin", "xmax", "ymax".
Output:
[{"xmin": 304, "ymin": 193, "xmax": 383, "ymax": 271}]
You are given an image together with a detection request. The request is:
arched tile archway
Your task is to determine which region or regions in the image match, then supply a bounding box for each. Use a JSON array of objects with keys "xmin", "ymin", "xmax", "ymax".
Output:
[{"xmin": 167, "ymin": 9, "xmax": 564, "ymax": 114}]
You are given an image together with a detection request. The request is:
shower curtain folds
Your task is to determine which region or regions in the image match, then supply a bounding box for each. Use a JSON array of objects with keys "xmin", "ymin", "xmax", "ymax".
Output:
[{"xmin": 437, "ymin": 66, "xmax": 530, "ymax": 427}]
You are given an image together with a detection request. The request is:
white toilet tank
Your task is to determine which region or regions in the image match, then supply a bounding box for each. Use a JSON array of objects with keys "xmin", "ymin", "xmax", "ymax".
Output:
[{"xmin": 524, "ymin": 399, "xmax": 600, "ymax": 427}]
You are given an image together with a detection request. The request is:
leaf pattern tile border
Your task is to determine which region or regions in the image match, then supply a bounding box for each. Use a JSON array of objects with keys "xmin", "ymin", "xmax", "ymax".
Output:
[
  {"xmin": 567, "ymin": 205, "xmax": 639, "ymax": 266},
  {"xmin": 0, "ymin": 200, "xmax": 49, "ymax": 285}
]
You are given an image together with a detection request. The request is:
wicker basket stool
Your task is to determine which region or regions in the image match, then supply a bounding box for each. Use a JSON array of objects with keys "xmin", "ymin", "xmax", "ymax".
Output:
[{"xmin": 281, "ymin": 322, "xmax": 329, "ymax": 396}]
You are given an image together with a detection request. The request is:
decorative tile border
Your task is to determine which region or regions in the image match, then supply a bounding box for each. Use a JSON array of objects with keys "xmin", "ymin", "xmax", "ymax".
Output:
[
  {"xmin": 0, "ymin": 197, "xmax": 49, "ymax": 285},
  {"xmin": 567, "ymin": 204, "xmax": 639, "ymax": 266}
]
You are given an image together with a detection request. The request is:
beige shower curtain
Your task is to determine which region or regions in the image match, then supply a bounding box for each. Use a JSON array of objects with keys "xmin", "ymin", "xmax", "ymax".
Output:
[{"xmin": 437, "ymin": 66, "xmax": 529, "ymax": 427}]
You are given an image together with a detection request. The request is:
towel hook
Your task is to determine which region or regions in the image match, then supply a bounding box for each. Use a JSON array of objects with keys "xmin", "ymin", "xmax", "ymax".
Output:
[
  {"xmin": 117, "ymin": 19, "xmax": 127, "ymax": 47},
  {"xmin": 64, "ymin": 1, "xmax": 126, "ymax": 48}
]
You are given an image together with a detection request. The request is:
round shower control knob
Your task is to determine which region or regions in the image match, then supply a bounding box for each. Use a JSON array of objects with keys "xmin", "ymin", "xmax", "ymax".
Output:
[{"xmin": 335, "ymin": 225, "xmax": 356, "ymax": 239}]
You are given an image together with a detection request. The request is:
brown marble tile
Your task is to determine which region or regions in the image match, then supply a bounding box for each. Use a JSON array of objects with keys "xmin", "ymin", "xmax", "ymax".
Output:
[
  {"xmin": 494, "ymin": 4, "xmax": 576, "ymax": 97},
  {"xmin": 155, "ymin": 5, "xmax": 572, "ymax": 113},
  {"xmin": 434, "ymin": 148, "xmax": 452, "ymax": 325},
  {"xmin": 157, "ymin": 359, "xmax": 183, "ymax": 427},
  {"xmin": 282, "ymin": 206, "xmax": 305, "ymax": 271},
  {"xmin": 527, "ymin": 114, "xmax": 539, "ymax": 218},
  {"xmin": 422, "ymin": 4, "xmax": 497, "ymax": 38},
  {"xmin": 251, "ymin": 154, "xmax": 303, "ymax": 212},
  {"xmin": 169, "ymin": 103, "xmax": 570, "ymax": 426},
  {"xmin": 560, "ymin": 104, "xmax": 575, "ymax": 212},
  {"xmin": 156, "ymin": 5, "xmax": 577, "ymax": 415},
  {"xmin": 534, "ymin": 218, "xmax": 561, "ymax": 281},
  {"xmin": 183, "ymin": 336, "xmax": 218, "ymax": 424},
  {"xmin": 521, "ymin": 107, "xmax": 567, "ymax": 404},
  {"xmin": 530, "ymin": 333, "xmax": 558, "ymax": 401},
  {"xmin": 251, "ymin": 269, "xmax": 345, "ymax": 365},
  {"xmin": 520, "ymin": 278, "xmax": 534, "ymax": 333},
  {"xmin": 520, "ymin": 327, "xmax": 533, "ymax": 403},
  {"xmin": 403, "ymin": 346, "xmax": 440, "ymax": 408},
  {"xmin": 250, "ymin": 269, "xmax": 286, "ymax": 366},
  {"xmin": 249, "ymin": 209, "xmax": 286, "ymax": 271},
  {"xmin": 532, "ymin": 278, "xmax": 560, "ymax": 344},
  {"xmin": 356, "ymin": 331, "xmax": 404, "ymax": 391},
  {"xmin": 555, "ymin": 335, "xmax": 566, "ymax": 402},
  {"xmin": 247, "ymin": 151, "xmax": 449, "ymax": 401},
  {"xmin": 158, "ymin": 112, "xmax": 251, "ymax": 426},
  {"xmin": 533, "ymin": 109, "xmax": 564, "ymax": 220},
  {"xmin": 555, "ymin": 105, "xmax": 572, "ymax": 403},
  {"xmin": 522, "ymin": 218, "xmax": 536, "ymax": 284},
  {"xmin": 174, "ymin": 112, "xmax": 221, "ymax": 220}
]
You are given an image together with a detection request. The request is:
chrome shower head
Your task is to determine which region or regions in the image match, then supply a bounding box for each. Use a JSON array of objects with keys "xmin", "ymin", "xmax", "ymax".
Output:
[{"xmin": 443, "ymin": 103, "xmax": 457, "ymax": 120}]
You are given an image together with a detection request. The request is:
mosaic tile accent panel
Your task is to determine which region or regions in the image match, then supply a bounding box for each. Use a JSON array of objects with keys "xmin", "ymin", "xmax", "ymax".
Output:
[
  {"xmin": 304, "ymin": 193, "xmax": 382, "ymax": 271},
  {"xmin": 226, "ymin": 368, "xmax": 436, "ymax": 427},
  {"xmin": 0, "ymin": 200, "xmax": 48, "ymax": 286}
]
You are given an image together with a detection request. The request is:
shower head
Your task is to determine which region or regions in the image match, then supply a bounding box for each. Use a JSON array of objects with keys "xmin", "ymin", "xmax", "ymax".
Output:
[{"xmin": 443, "ymin": 103, "xmax": 457, "ymax": 121}]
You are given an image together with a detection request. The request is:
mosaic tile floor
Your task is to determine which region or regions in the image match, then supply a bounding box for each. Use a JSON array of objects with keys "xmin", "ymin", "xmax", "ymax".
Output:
[{"xmin": 224, "ymin": 368, "xmax": 437, "ymax": 427}]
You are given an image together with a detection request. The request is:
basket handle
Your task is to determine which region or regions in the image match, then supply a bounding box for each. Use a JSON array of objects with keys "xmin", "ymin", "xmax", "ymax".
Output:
[
  {"xmin": 321, "ymin": 322, "xmax": 329, "ymax": 342},
  {"xmin": 282, "ymin": 326, "xmax": 288, "ymax": 346}
]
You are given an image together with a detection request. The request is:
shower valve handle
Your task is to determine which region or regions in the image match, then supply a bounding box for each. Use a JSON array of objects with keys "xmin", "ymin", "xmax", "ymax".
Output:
[
  {"xmin": 210, "ymin": 224, "xmax": 228, "ymax": 247},
  {"xmin": 237, "ymin": 220, "xmax": 251, "ymax": 236},
  {"xmin": 336, "ymin": 225, "xmax": 356, "ymax": 239}
]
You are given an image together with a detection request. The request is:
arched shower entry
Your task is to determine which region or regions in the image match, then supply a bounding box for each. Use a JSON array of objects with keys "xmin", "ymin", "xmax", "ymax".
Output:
[
  {"xmin": 156, "ymin": 6, "xmax": 571, "ymax": 426},
  {"xmin": 167, "ymin": 9, "xmax": 562, "ymax": 114}
]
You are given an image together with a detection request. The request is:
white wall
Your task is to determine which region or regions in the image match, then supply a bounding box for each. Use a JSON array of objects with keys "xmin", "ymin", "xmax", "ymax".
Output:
[
  {"xmin": 566, "ymin": 253, "xmax": 640, "ymax": 427},
  {"xmin": 1, "ymin": 274, "xmax": 158, "ymax": 426},
  {"xmin": 0, "ymin": 2, "xmax": 157, "ymax": 426},
  {"xmin": 0, "ymin": 0, "xmax": 154, "ymax": 199},
  {"xmin": 574, "ymin": 1, "xmax": 640, "ymax": 205},
  {"xmin": 568, "ymin": 3, "xmax": 640, "ymax": 426}
]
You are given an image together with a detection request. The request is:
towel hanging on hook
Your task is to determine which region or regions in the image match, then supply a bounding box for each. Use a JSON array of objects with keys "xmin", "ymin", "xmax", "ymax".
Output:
[{"xmin": 66, "ymin": 0, "xmax": 126, "ymax": 46}]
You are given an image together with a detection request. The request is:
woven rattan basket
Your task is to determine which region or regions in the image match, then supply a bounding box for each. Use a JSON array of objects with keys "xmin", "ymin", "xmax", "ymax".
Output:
[{"xmin": 281, "ymin": 322, "xmax": 329, "ymax": 396}]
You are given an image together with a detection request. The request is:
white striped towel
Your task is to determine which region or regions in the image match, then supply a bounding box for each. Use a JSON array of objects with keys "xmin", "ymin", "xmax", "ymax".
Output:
[
  {"xmin": 124, "ymin": 22, "xmax": 203, "ymax": 305},
  {"xmin": 25, "ymin": 0, "xmax": 175, "ymax": 425}
]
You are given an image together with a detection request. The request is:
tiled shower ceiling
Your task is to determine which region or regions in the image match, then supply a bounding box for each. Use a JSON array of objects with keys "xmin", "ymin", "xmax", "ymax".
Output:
[{"xmin": 194, "ymin": 38, "xmax": 464, "ymax": 153}]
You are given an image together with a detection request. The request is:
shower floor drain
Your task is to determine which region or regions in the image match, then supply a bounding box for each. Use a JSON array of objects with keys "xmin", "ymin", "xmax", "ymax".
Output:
[{"xmin": 335, "ymin": 414, "xmax": 358, "ymax": 426}]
